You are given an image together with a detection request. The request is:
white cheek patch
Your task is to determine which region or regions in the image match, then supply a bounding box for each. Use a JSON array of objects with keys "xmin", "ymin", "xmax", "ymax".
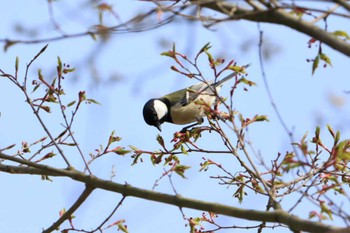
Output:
[{"xmin": 153, "ymin": 100, "xmax": 168, "ymax": 120}]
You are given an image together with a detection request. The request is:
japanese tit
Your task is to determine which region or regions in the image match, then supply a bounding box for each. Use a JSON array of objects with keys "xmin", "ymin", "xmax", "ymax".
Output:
[{"xmin": 143, "ymin": 66, "xmax": 249, "ymax": 131}]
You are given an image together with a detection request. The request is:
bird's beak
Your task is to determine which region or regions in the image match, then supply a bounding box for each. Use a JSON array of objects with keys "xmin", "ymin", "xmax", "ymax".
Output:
[{"xmin": 156, "ymin": 123, "xmax": 162, "ymax": 132}]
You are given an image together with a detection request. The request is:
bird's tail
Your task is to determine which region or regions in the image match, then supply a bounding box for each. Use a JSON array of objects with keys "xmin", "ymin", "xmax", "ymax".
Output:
[{"xmin": 215, "ymin": 63, "xmax": 252, "ymax": 86}]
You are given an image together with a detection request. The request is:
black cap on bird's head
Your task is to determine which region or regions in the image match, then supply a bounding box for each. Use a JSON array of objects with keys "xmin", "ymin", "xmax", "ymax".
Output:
[{"xmin": 143, "ymin": 99, "xmax": 163, "ymax": 131}]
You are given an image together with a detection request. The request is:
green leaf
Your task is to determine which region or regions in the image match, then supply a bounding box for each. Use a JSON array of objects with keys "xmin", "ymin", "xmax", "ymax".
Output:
[
  {"xmin": 238, "ymin": 77, "xmax": 257, "ymax": 86},
  {"xmin": 63, "ymin": 67, "xmax": 76, "ymax": 74},
  {"xmin": 335, "ymin": 140, "xmax": 350, "ymax": 160},
  {"xmin": 233, "ymin": 185, "xmax": 245, "ymax": 203},
  {"xmin": 332, "ymin": 30, "xmax": 350, "ymax": 40},
  {"xmin": 41, "ymin": 175, "xmax": 53, "ymax": 182},
  {"xmin": 315, "ymin": 126, "xmax": 320, "ymax": 138},
  {"xmin": 112, "ymin": 147, "xmax": 131, "ymax": 156},
  {"xmin": 174, "ymin": 165, "xmax": 191, "ymax": 179},
  {"xmin": 107, "ymin": 130, "xmax": 121, "ymax": 145},
  {"xmin": 118, "ymin": 223, "xmax": 128, "ymax": 233},
  {"xmin": 160, "ymin": 51, "xmax": 175, "ymax": 58},
  {"xmin": 172, "ymin": 42, "xmax": 176, "ymax": 53},
  {"xmin": 319, "ymin": 53, "xmax": 332, "ymax": 67},
  {"xmin": 229, "ymin": 65, "xmax": 246, "ymax": 73},
  {"xmin": 67, "ymin": 101, "xmax": 76, "ymax": 107},
  {"xmin": 180, "ymin": 145, "xmax": 188, "ymax": 155},
  {"xmin": 204, "ymin": 49, "xmax": 214, "ymax": 63},
  {"xmin": 40, "ymin": 105, "xmax": 51, "ymax": 113},
  {"xmin": 198, "ymin": 42, "xmax": 211, "ymax": 54},
  {"xmin": 199, "ymin": 160, "xmax": 210, "ymax": 172},
  {"xmin": 4, "ymin": 40, "xmax": 18, "ymax": 52},
  {"xmin": 253, "ymin": 115, "xmax": 269, "ymax": 122},
  {"xmin": 320, "ymin": 202, "xmax": 333, "ymax": 220},
  {"xmin": 335, "ymin": 131, "xmax": 340, "ymax": 146},
  {"xmin": 86, "ymin": 98, "xmax": 101, "ymax": 105},
  {"xmin": 57, "ymin": 56, "xmax": 62, "ymax": 72},
  {"xmin": 15, "ymin": 56, "xmax": 19, "ymax": 72},
  {"xmin": 156, "ymin": 134, "xmax": 165, "ymax": 148},
  {"xmin": 312, "ymin": 55, "xmax": 319, "ymax": 75},
  {"xmin": 38, "ymin": 69, "xmax": 44, "ymax": 81},
  {"xmin": 327, "ymin": 124, "xmax": 335, "ymax": 138},
  {"xmin": 129, "ymin": 145, "xmax": 140, "ymax": 151},
  {"xmin": 88, "ymin": 32, "xmax": 97, "ymax": 41},
  {"xmin": 32, "ymin": 84, "xmax": 41, "ymax": 93}
]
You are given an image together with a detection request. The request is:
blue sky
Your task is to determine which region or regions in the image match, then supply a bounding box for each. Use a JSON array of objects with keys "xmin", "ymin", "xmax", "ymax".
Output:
[{"xmin": 0, "ymin": 1, "xmax": 349, "ymax": 232}]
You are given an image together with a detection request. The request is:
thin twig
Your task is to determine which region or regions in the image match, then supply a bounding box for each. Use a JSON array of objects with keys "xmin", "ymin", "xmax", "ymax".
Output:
[
  {"xmin": 92, "ymin": 196, "xmax": 126, "ymax": 232},
  {"xmin": 22, "ymin": 45, "xmax": 71, "ymax": 167},
  {"xmin": 43, "ymin": 185, "xmax": 95, "ymax": 233}
]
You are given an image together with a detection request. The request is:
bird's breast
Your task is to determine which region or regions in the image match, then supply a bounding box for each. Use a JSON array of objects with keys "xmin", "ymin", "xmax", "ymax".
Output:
[{"xmin": 170, "ymin": 95, "xmax": 216, "ymax": 125}]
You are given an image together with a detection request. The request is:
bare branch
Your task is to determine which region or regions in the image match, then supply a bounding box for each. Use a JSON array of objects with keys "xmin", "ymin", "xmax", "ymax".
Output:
[
  {"xmin": 196, "ymin": 1, "xmax": 350, "ymax": 57},
  {"xmin": 0, "ymin": 152, "xmax": 344, "ymax": 233},
  {"xmin": 333, "ymin": 0, "xmax": 350, "ymax": 12},
  {"xmin": 43, "ymin": 186, "xmax": 95, "ymax": 233}
]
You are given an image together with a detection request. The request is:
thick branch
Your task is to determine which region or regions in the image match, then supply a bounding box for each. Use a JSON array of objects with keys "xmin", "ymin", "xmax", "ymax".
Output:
[
  {"xmin": 199, "ymin": 1, "xmax": 350, "ymax": 57},
  {"xmin": 0, "ymin": 153, "xmax": 344, "ymax": 233},
  {"xmin": 333, "ymin": 0, "xmax": 350, "ymax": 12}
]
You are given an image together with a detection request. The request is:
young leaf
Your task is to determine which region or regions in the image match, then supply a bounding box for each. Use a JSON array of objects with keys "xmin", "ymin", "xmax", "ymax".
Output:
[
  {"xmin": 57, "ymin": 56, "xmax": 62, "ymax": 72},
  {"xmin": 319, "ymin": 53, "xmax": 332, "ymax": 67},
  {"xmin": 4, "ymin": 40, "xmax": 18, "ymax": 52},
  {"xmin": 198, "ymin": 42, "xmax": 211, "ymax": 55},
  {"xmin": 39, "ymin": 105, "xmax": 51, "ymax": 113},
  {"xmin": 335, "ymin": 140, "xmax": 350, "ymax": 160},
  {"xmin": 156, "ymin": 134, "xmax": 165, "ymax": 148},
  {"xmin": 312, "ymin": 55, "xmax": 319, "ymax": 75},
  {"xmin": 254, "ymin": 115, "xmax": 269, "ymax": 122},
  {"xmin": 173, "ymin": 165, "xmax": 191, "ymax": 178},
  {"xmin": 205, "ymin": 49, "xmax": 214, "ymax": 64},
  {"xmin": 86, "ymin": 98, "xmax": 101, "ymax": 105},
  {"xmin": 1, "ymin": 143, "xmax": 16, "ymax": 151},
  {"xmin": 15, "ymin": 56, "xmax": 19, "ymax": 72},
  {"xmin": 38, "ymin": 69, "xmax": 44, "ymax": 81},
  {"xmin": 35, "ymin": 152, "xmax": 56, "ymax": 163},
  {"xmin": 320, "ymin": 202, "xmax": 333, "ymax": 220},
  {"xmin": 229, "ymin": 65, "xmax": 247, "ymax": 73},
  {"xmin": 233, "ymin": 185, "xmax": 245, "ymax": 203},
  {"xmin": 63, "ymin": 67, "xmax": 76, "ymax": 74},
  {"xmin": 327, "ymin": 124, "xmax": 335, "ymax": 138},
  {"xmin": 332, "ymin": 30, "xmax": 350, "ymax": 40},
  {"xmin": 129, "ymin": 145, "xmax": 140, "ymax": 151},
  {"xmin": 32, "ymin": 83, "xmax": 41, "ymax": 93},
  {"xmin": 67, "ymin": 101, "xmax": 76, "ymax": 107},
  {"xmin": 160, "ymin": 51, "xmax": 175, "ymax": 58},
  {"xmin": 238, "ymin": 78, "xmax": 257, "ymax": 86},
  {"xmin": 111, "ymin": 146, "xmax": 131, "ymax": 156},
  {"xmin": 180, "ymin": 145, "xmax": 188, "ymax": 155}
]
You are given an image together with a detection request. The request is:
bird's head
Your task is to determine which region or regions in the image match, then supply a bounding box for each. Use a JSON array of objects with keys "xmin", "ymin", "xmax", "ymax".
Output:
[{"xmin": 143, "ymin": 99, "xmax": 168, "ymax": 131}]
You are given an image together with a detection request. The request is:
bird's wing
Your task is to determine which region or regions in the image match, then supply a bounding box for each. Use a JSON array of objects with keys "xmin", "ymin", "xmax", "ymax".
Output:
[
  {"xmin": 163, "ymin": 64, "xmax": 252, "ymax": 107},
  {"xmin": 181, "ymin": 81, "xmax": 215, "ymax": 106},
  {"xmin": 162, "ymin": 81, "xmax": 214, "ymax": 107}
]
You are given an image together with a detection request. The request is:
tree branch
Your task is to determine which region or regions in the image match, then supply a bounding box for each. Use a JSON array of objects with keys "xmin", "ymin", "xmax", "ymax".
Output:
[
  {"xmin": 197, "ymin": 1, "xmax": 350, "ymax": 57},
  {"xmin": 333, "ymin": 0, "xmax": 350, "ymax": 12},
  {"xmin": 43, "ymin": 185, "xmax": 95, "ymax": 233},
  {"xmin": 0, "ymin": 152, "xmax": 344, "ymax": 233}
]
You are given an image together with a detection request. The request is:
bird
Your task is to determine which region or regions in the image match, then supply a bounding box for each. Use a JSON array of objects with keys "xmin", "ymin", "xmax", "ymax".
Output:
[{"xmin": 143, "ymin": 65, "xmax": 250, "ymax": 131}]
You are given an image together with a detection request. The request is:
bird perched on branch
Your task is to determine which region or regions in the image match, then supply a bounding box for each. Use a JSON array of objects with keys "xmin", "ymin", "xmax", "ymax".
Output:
[{"xmin": 143, "ymin": 64, "xmax": 250, "ymax": 131}]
